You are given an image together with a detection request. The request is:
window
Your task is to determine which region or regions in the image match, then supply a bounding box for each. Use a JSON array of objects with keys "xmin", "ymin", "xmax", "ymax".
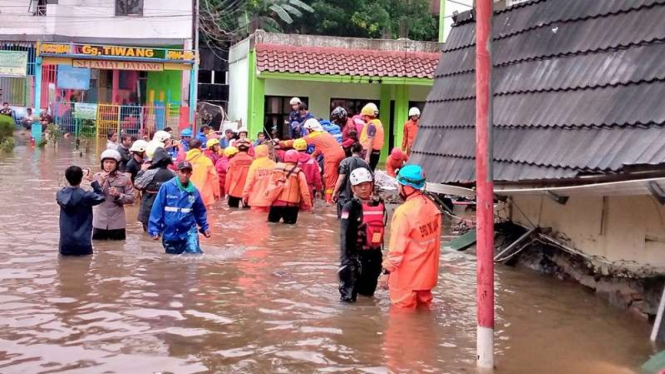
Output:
[
  {"xmin": 115, "ymin": 0, "xmax": 143, "ymax": 16},
  {"xmin": 264, "ymin": 96, "xmax": 309, "ymax": 138},
  {"xmin": 29, "ymin": 0, "xmax": 48, "ymax": 16},
  {"xmin": 330, "ymin": 98, "xmax": 373, "ymax": 118}
]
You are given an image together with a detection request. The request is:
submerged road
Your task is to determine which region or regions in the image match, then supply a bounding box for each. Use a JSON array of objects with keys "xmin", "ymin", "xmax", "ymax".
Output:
[{"xmin": 0, "ymin": 140, "xmax": 655, "ymax": 373}]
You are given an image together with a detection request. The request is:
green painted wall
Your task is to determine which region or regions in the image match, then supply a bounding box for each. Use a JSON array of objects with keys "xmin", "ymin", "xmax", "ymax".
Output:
[{"xmin": 147, "ymin": 70, "xmax": 182, "ymax": 104}]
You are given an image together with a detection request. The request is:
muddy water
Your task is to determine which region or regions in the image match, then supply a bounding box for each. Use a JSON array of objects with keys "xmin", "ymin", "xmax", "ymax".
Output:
[{"xmin": 0, "ymin": 141, "xmax": 657, "ymax": 374}]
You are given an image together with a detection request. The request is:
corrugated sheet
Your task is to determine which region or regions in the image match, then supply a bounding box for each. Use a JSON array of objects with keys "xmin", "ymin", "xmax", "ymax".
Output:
[{"xmin": 411, "ymin": 0, "xmax": 665, "ymax": 183}]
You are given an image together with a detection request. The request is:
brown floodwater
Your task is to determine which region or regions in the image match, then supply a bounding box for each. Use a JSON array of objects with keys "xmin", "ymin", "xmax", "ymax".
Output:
[{"xmin": 0, "ymin": 139, "xmax": 659, "ymax": 374}]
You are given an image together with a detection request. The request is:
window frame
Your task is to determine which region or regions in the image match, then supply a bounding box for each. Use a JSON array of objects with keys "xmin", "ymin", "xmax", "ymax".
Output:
[
  {"xmin": 115, "ymin": 0, "xmax": 144, "ymax": 17},
  {"xmin": 264, "ymin": 95, "xmax": 309, "ymax": 139}
]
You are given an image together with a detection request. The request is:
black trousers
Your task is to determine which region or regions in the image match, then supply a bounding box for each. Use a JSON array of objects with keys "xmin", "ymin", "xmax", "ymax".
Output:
[
  {"xmin": 369, "ymin": 150, "xmax": 381, "ymax": 171},
  {"xmin": 228, "ymin": 196, "xmax": 242, "ymax": 208},
  {"xmin": 92, "ymin": 228, "xmax": 126, "ymax": 241},
  {"xmin": 268, "ymin": 206, "xmax": 299, "ymax": 224},
  {"xmin": 339, "ymin": 248, "xmax": 383, "ymax": 302}
]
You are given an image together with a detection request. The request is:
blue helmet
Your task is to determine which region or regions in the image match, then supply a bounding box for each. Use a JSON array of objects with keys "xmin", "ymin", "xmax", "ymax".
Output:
[
  {"xmin": 397, "ymin": 164, "xmax": 426, "ymax": 189},
  {"xmin": 180, "ymin": 128, "xmax": 193, "ymax": 138}
]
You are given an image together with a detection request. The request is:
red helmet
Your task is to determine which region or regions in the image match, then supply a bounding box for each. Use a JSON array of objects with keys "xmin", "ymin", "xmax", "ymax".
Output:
[
  {"xmin": 284, "ymin": 150, "xmax": 299, "ymax": 164},
  {"xmin": 391, "ymin": 147, "xmax": 404, "ymax": 159}
]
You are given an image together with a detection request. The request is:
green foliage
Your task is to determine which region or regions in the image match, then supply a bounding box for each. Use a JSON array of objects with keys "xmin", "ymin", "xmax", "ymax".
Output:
[
  {"xmin": 202, "ymin": 0, "xmax": 437, "ymax": 42},
  {"xmin": 79, "ymin": 120, "xmax": 97, "ymax": 139},
  {"xmin": 45, "ymin": 123, "xmax": 61, "ymax": 147},
  {"xmin": 0, "ymin": 114, "xmax": 14, "ymax": 142},
  {"xmin": 0, "ymin": 137, "xmax": 14, "ymax": 153}
]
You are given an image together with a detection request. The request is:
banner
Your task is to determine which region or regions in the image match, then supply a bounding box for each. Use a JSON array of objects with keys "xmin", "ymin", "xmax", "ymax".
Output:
[
  {"xmin": 74, "ymin": 103, "xmax": 98, "ymax": 120},
  {"xmin": 72, "ymin": 60, "xmax": 163, "ymax": 71},
  {"xmin": 0, "ymin": 51, "xmax": 28, "ymax": 77},
  {"xmin": 57, "ymin": 65, "xmax": 91, "ymax": 90}
]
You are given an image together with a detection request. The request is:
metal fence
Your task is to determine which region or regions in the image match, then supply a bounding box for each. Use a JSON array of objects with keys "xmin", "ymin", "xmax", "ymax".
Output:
[
  {"xmin": 0, "ymin": 42, "xmax": 37, "ymax": 107},
  {"xmin": 52, "ymin": 102, "xmax": 170, "ymax": 138}
]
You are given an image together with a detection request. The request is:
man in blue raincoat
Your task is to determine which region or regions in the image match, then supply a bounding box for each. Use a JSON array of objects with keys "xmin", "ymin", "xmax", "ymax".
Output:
[{"xmin": 148, "ymin": 161, "xmax": 211, "ymax": 254}]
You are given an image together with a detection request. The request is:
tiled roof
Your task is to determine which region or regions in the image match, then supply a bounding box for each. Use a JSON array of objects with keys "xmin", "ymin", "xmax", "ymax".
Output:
[
  {"xmin": 255, "ymin": 44, "xmax": 440, "ymax": 79},
  {"xmin": 410, "ymin": 0, "xmax": 665, "ymax": 184}
]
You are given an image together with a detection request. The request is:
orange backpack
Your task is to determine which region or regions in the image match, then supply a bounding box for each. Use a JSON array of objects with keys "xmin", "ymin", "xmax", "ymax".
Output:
[{"xmin": 264, "ymin": 165, "xmax": 301, "ymax": 203}]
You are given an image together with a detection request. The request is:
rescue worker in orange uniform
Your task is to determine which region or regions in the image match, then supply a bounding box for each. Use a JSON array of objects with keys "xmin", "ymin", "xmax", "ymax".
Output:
[
  {"xmin": 339, "ymin": 168, "xmax": 386, "ymax": 303},
  {"xmin": 185, "ymin": 138, "xmax": 220, "ymax": 208},
  {"xmin": 293, "ymin": 138, "xmax": 323, "ymax": 207},
  {"xmin": 380, "ymin": 164, "xmax": 442, "ymax": 309},
  {"xmin": 386, "ymin": 147, "xmax": 408, "ymax": 178},
  {"xmin": 204, "ymin": 138, "xmax": 222, "ymax": 165},
  {"xmin": 278, "ymin": 118, "xmax": 345, "ymax": 204},
  {"xmin": 225, "ymin": 139, "xmax": 254, "ymax": 208},
  {"xmin": 242, "ymin": 144, "xmax": 276, "ymax": 213},
  {"xmin": 265, "ymin": 150, "xmax": 311, "ymax": 224},
  {"xmin": 359, "ymin": 103, "xmax": 385, "ymax": 171},
  {"xmin": 402, "ymin": 107, "xmax": 421, "ymax": 156},
  {"xmin": 215, "ymin": 146, "xmax": 237, "ymax": 200}
]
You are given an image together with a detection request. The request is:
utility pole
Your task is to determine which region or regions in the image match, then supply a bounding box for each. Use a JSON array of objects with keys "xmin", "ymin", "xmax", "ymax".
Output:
[
  {"xmin": 438, "ymin": 0, "xmax": 446, "ymax": 43},
  {"xmin": 189, "ymin": 0, "xmax": 200, "ymax": 127},
  {"xmin": 475, "ymin": 0, "xmax": 494, "ymax": 369}
]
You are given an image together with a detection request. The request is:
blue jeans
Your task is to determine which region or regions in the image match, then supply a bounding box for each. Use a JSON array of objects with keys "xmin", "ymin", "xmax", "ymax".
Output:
[{"xmin": 163, "ymin": 227, "xmax": 203, "ymax": 255}]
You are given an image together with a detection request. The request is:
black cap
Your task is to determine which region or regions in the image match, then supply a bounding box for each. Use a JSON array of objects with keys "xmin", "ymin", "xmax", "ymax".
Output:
[{"xmin": 177, "ymin": 161, "xmax": 193, "ymax": 171}]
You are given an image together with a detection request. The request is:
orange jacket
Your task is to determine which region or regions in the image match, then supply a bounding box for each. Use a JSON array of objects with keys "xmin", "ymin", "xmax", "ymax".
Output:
[
  {"xmin": 243, "ymin": 147, "xmax": 276, "ymax": 208},
  {"xmin": 386, "ymin": 154, "xmax": 408, "ymax": 178},
  {"xmin": 360, "ymin": 119, "xmax": 385, "ymax": 151},
  {"xmin": 382, "ymin": 193, "xmax": 441, "ymax": 291},
  {"xmin": 402, "ymin": 119, "xmax": 419, "ymax": 153},
  {"xmin": 270, "ymin": 162, "xmax": 311, "ymax": 209},
  {"xmin": 225, "ymin": 152, "xmax": 253, "ymax": 198},
  {"xmin": 281, "ymin": 131, "xmax": 345, "ymax": 162},
  {"xmin": 185, "ymin": 149, "xmax": 220, "ymax": 207}
]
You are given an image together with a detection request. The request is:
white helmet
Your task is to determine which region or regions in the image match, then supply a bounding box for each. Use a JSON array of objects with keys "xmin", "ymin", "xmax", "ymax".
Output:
[
  {"xmin": 409, "ymin": 107, "xmax": 421, "ymax": 117},
  {"xmin": 145, "ymin": 141, "xmax": 164, "ymax": 159},
  {"xmin": 304, "ymin": 118, "xmax": 323, "ymax": 132},
  {"xmin": 290, "ymin": 97, "xmax": 301, "ymax": 106},
  {"xmin": 130, "ymin": 139, "xmax": 148, "ymax": 153},
  {"xmin": 153, "ymin": 130, "xmax": 171, "ymax": 143},
  {"xmin": 350, "ymin": 168, "xmax": 373, "ymax": 186},
  {"xmin": 100, "ymin": 149, "xmax": 122, "ymax": 162}
]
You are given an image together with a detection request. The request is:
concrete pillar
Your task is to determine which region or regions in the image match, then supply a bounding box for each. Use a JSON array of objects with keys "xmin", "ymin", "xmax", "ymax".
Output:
[
  {"xmin": 379, "ymin": 84, "xmax": 392, "ymax": 161},
  {"xmin": 112, "ymin": 70, "xmax": 120, "ymax": 104},
  {"xmin": 394, "ymin": 84, "xmax": 410, "ymax": 153},
  {"xmin": 247, "ymin": 49, "xmax": 265, "ymax": 137},
  {"xmin": 34, "ymin": 57, "xmax": 42, "ymax": 115}
]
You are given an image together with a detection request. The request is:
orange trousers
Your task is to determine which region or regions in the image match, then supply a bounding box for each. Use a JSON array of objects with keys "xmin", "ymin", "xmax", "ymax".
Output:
[
  {"xmin": 323, "ymin": 157, "xmax": 342, "ymax": 203},
  {"xmin": 390, "ymin": 288, "xmax": 433, "ymax": 309}
]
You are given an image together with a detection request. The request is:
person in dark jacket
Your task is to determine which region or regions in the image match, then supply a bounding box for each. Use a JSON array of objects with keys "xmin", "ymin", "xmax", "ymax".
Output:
[
  {"xmin": 338, "ymin": 168, "xmax": 386, "ymax": 302},
  {"xmin": 149, "ymin": 161, "xmax": 211, "ymax": 254},
  {"xmin": 332, "ymin": 142, "xmax": 372, "ymax": 218},
  {"xmin": 135, "ymin": 148, "xmax": 176, "ymax": 232},
  {"xmin": 116, "ymin": 134, "xmax": 133, "ymax": 172},
  {"xmin": 56, "ymin": 166, "xmax": 106, "ymax": 256},
  {"xmin": 126, "ymin": 139, "xmax": 148, "ymax": 183}
]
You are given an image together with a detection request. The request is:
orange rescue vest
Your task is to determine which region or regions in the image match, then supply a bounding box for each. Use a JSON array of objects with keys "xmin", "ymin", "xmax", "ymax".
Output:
[{"xmin": 360, "ymin": 119, "xmax": 385, "ymax": 151}]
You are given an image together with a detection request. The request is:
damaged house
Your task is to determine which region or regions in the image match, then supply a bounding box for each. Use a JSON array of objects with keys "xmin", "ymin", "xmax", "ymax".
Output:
[{"xmin": 410, "ymin": 0, "xmax": 665, "ymax": 314}]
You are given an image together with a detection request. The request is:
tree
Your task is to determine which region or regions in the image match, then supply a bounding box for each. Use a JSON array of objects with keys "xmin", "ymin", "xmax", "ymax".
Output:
[{"xmin": 200, "ymin": 0, "xmax": 314, "ymax": 42}]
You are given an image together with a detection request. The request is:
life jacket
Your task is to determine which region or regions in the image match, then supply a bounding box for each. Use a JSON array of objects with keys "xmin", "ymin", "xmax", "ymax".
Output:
[
  {"xmin": 360, "ymin": 119, "xmax": 384, "ymax": 151},
  {"xmin": 360, "ymin": 201, "xmax": 386, "ymax": 250}
]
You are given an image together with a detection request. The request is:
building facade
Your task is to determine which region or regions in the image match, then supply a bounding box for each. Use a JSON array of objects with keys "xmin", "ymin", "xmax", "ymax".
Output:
[
  {"xmin": 229, "ymin": 31, "xmax": 440, "ymax": 158},
  {"xmin": 0, "ymin": 0, "xmax": 196, "ymax": 134}
]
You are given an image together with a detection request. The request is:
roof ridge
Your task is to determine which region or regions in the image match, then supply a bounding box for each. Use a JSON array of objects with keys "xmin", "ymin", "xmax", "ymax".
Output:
[
  {"xmin": 443, "ymin": 1, "xmax": 665, "ymax": 53},
  {"xmin": 256, "ymin": 43, "xmax": 441, "ymax": 58},
  {"xmin": 436, "ymin": 38, "xmax": 665, "ymax": 79}
]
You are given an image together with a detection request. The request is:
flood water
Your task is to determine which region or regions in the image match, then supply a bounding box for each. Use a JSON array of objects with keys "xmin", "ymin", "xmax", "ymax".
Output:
[{"xmin": 0, "ymin": 139, "xmax": 659, "ymax": 374}]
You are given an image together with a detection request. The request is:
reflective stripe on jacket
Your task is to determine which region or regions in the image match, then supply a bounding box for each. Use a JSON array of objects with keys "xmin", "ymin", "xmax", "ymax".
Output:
[{"xmin": 148, "ymin": 178, "xmax": 209, "ymax": 242}]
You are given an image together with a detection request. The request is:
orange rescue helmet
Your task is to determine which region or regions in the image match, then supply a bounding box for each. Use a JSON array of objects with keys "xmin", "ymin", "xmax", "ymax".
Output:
[{"xmin": 284, "ymin": 150, "xmax": 299, "ymax": 164}]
